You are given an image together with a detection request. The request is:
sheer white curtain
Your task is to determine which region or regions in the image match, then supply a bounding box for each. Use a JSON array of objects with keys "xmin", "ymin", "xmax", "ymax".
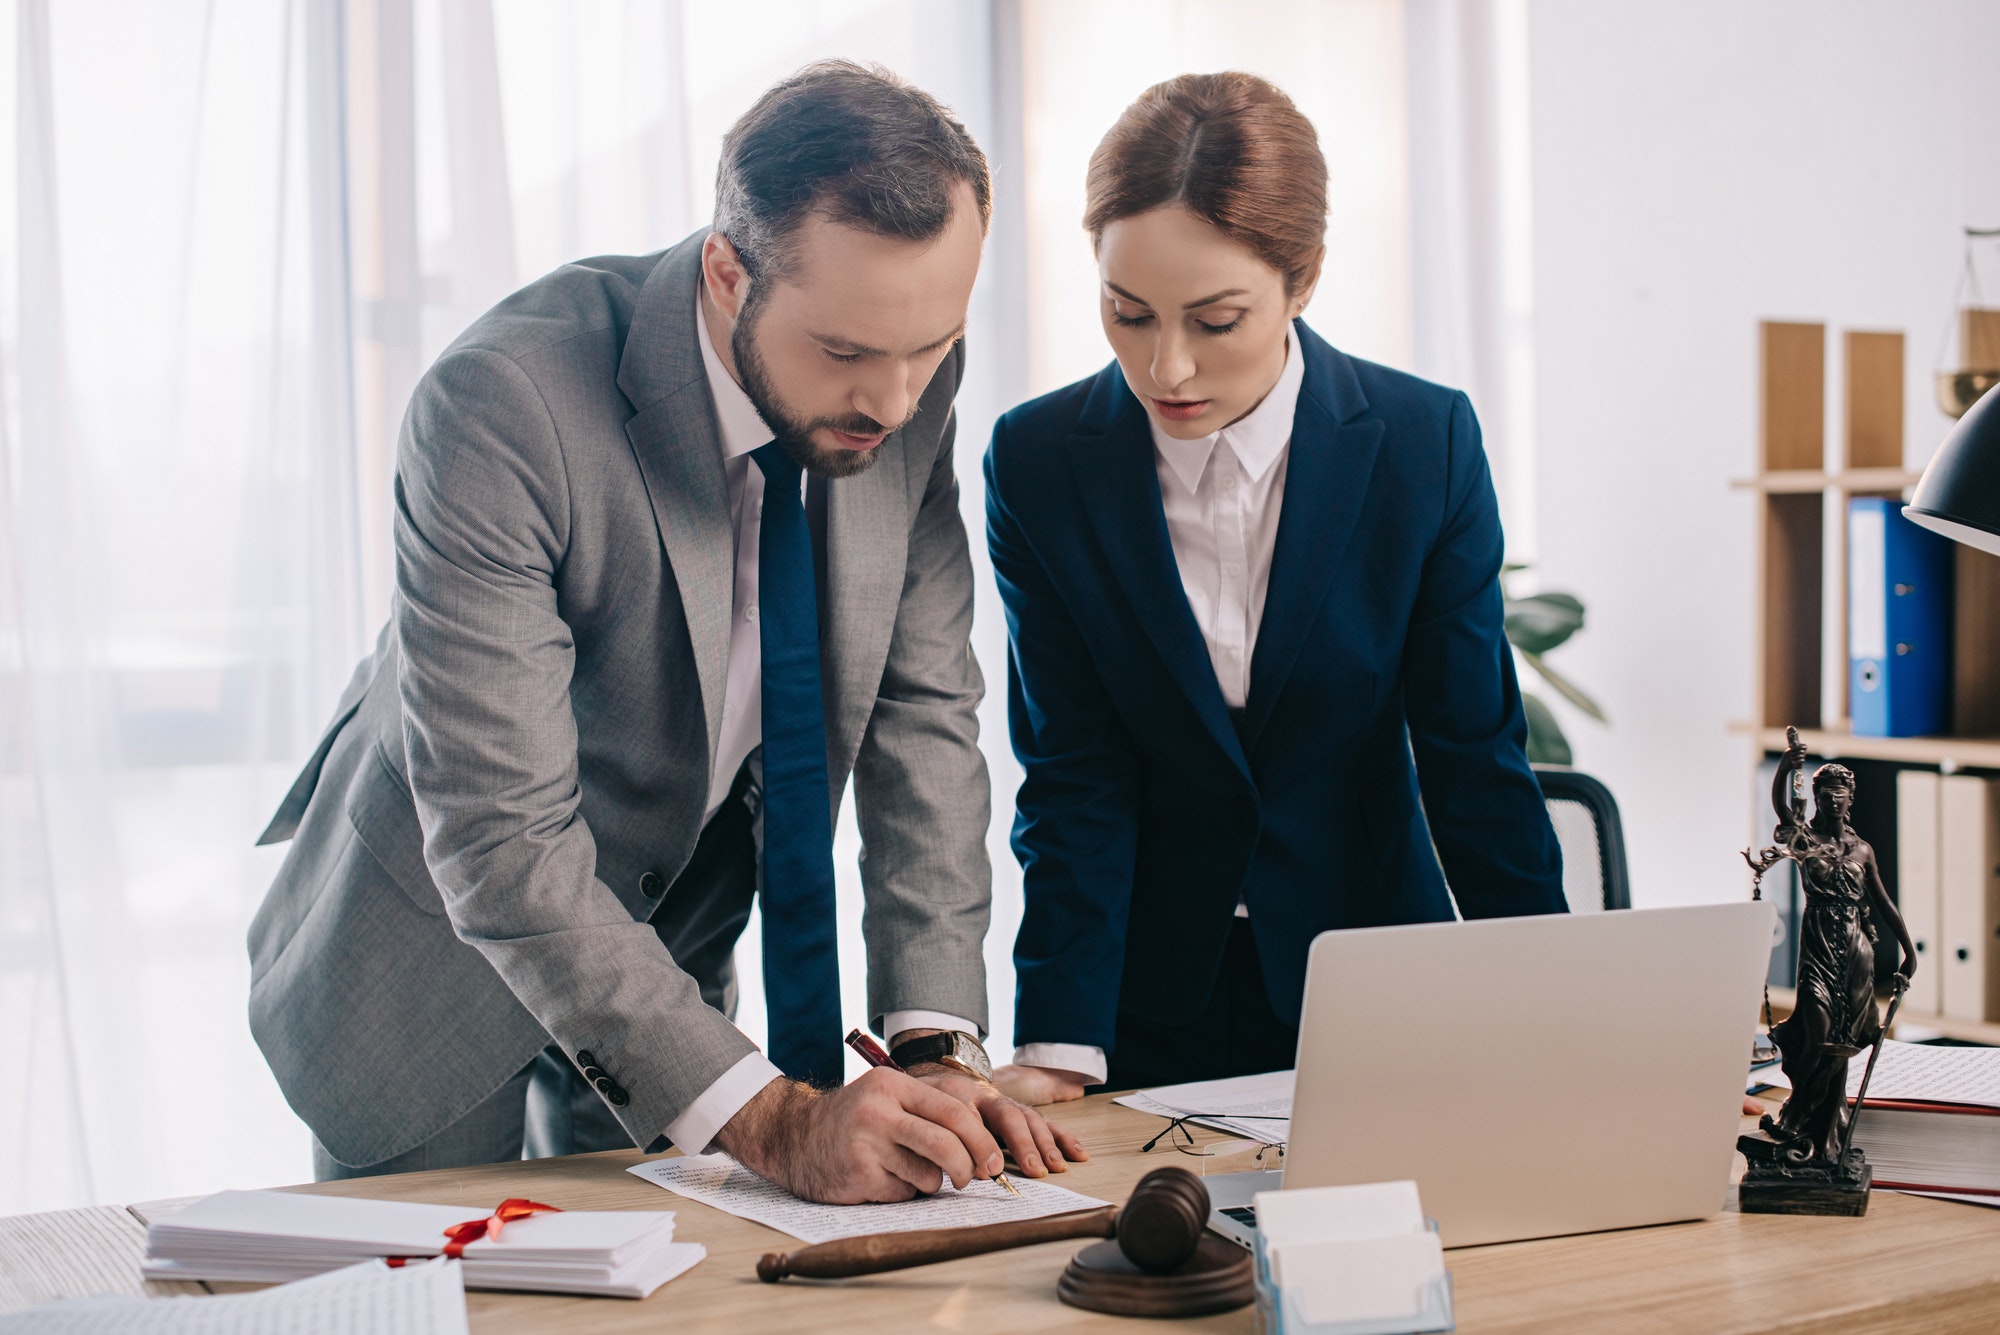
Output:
[
  {"xmin": 2, "ymin": 0, "xmax": 362, "ymax": 1214},
  {"xmin": 1405, "ymin": 0, "xmax": 1537, "ymax": 558}
]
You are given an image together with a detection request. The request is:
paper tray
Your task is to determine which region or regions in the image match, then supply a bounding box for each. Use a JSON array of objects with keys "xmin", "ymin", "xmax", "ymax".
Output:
[{"xmin": 1251, "ymin": 1223, "xmax": 1454, "ymax": 1335}]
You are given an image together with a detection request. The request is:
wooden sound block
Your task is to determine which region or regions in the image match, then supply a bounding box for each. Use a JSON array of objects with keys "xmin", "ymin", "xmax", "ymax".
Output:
[{"xmin": 1056, "ymin": 1235, "xmax": 1254, "ymax": 1318}]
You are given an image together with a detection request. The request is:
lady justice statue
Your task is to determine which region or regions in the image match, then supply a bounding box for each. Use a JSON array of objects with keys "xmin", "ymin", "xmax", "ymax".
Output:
[{"xmin": 1738, "ymin": 728, "xmax": 1917, "ymax": 1214}]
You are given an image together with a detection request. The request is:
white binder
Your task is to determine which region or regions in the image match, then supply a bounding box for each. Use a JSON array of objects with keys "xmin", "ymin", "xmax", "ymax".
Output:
[
  {"xmin": 1940, "ymin": 774, "xmax": 2000, "ymax": 1023},
  {"xmin": 1896, "ymin": 769, "xmax": 1943, "ymax": 1016}
]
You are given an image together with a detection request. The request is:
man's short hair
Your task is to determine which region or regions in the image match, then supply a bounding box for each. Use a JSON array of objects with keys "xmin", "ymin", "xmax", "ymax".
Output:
[{"xmin": 713, "ymin": 60, "xmax": 992, "ymax": 281}]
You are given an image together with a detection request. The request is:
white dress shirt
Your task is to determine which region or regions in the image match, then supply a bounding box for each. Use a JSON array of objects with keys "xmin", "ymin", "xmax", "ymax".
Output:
[
  {"xmin": 1009, "ymin": 332, "xmax": 1304, "ymax": 1086},
  {"xmin": 666, "ymin": 296, "xmax": 977, "ymax": 1154}
]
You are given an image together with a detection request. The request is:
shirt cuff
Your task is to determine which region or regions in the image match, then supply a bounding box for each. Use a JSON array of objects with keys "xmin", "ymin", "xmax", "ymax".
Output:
[
  {"xmin": 879, "ymin": 1010, "xmax": 983, "ymax": 1043},
  {"xmin": 1010, "ymin": 1043, "xmax": 1108, "ymax": 1085},
  {"xmin": 663, "ymin": 1052, "xmax": 783, "ymax": 1156}
]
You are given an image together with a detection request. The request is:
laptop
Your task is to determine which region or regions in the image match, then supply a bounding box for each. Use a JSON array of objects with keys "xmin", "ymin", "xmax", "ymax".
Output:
[{"xmin": 1205, "ymin": 901, "xmax": 1775, "ymax": 1250}]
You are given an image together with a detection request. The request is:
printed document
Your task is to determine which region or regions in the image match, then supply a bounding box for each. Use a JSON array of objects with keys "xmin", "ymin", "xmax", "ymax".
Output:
[
  {"xmin": 0, "ymin": 1257, "xmax": 464, "ymax": 1335},
  {"xmin": 1843, "ymin": 1040, "xmax": 2000, "ymax": 1108},
  {"xmin": 628, "ymin": 1154, "xmax": 1108, "ymax": 1244},
  {"xmin": 1114, "ymin": 1070, "xmax": 1293, "ymax": 1145}
]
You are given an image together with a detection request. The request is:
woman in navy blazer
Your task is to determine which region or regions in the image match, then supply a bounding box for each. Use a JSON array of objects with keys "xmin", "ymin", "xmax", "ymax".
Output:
[{"xmin": 986, "ymin": 73, "xmax": 1566, "ymax": 1104}]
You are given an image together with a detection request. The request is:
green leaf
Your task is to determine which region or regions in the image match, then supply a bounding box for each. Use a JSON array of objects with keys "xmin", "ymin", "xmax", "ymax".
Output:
[
  {"xmin": 1519, "ymin": 649, "xmax": 1609, "ymax": 723},
  {"xmin": 1522, "ymin": 692, "xmax": 1573, "ymax": 765},
  {"xmin": 1504, "ymin": 592, "xmax": 1585, "ymax": 654}
]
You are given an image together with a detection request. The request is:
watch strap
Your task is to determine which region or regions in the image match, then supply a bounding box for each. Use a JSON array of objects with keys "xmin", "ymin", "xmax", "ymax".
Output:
[{"xmin": 889, "ymin": 1032, "xmax": 961, "ymax": 1068}]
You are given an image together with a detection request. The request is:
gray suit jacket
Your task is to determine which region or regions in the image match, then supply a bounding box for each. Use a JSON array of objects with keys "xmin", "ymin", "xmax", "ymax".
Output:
[{"xmin": 247, "ymin": 234, "xmax": 991, "ymax": 1168}]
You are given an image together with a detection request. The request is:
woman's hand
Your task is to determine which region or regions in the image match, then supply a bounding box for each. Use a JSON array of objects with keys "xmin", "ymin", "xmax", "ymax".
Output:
[{"xmin": 992, "ymin": 1063, "xmax": 1092, "ymax": 1107}]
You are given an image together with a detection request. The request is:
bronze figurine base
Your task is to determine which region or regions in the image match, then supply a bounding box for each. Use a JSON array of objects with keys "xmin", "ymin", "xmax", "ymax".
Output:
[
  {"xmin": 1736, "ymin": 1135, "xmax": 1871, "ymax": 1216},
  {"xmin": 1057, "ymin": 1236, "xmax": 1254, "ymax": 1317}
]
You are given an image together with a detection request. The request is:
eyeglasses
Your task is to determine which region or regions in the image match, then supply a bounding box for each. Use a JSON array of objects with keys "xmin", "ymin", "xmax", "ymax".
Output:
[{"xmin": 1139, "ymin": 1114, "xmax": 1287, "ymax": 1166}]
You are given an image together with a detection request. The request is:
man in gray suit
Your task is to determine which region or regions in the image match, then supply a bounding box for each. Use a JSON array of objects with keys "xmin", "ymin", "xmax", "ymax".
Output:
[{"xmin": 248, "ymin": 61, "xmax": 1082, "ymax": 1204}]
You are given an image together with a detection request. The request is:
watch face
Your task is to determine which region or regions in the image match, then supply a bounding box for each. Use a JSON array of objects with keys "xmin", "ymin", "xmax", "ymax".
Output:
[{"xmin": 950, "ymin": 1033, "xmax": 993, "ymax": 1081}]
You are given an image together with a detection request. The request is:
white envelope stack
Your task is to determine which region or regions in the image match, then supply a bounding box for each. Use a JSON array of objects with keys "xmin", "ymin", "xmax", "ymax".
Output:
[
  {"xmin": 1252, "ymin": 1180, "xmax": 1452, "ymax": 1335},
  {"xmin": 142, "ymin": 1190, "xmax": 705, "ymax": 1299}
]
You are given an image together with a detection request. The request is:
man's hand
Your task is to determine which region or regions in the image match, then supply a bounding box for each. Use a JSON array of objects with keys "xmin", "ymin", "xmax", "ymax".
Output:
[
  {"xmin": 711, "ymin": 1069, "xmax": 1007, "ymax": 1204},
  {"xmin": 909, "ymin": 1066, "xmax": 1090, "ymax": 1176},
  {"xmin": 992, "ymin": 1062, "xmax": 1091, "ymax": 1108}
]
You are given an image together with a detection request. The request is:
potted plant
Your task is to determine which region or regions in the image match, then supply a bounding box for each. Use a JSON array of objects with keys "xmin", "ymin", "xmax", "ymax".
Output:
[{"xmin": 1502, "ymin": 565, "xmax": 1606, "ymax": 765}]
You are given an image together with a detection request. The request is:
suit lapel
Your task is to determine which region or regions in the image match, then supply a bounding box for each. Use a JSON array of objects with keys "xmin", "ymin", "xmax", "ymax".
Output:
[
  {"xmin": 1069, "ymin": 371, "xmax": 1249, "ymax": 781},
  {"xmin": 618, "ymin": 235, "xmax": 733, "ymax": 768},
  {"xmin": 1243, "ymin": 329, "xmax": 1385, "ymax": 750}
]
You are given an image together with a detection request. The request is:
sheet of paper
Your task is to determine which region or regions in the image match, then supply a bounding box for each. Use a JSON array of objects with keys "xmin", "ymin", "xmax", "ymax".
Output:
[
  {"xmin": 628, "ymin": 1154, "xmax": 1108, "ymax": 1244},
  {"xmin": 1281, "ymin": 1232, "xmax": 1445, "ymax": 1326},
  {"xmin": 1747, "ymin": 1062, "xmax": 1790, "ymax": 1094},
  {"xmin": 0, "ymin": 1257, "xmax": 465, "ymax": 1335},
  {"xmin": 1113, "ymin": 1070, "xmax": 1293, "ymax": 1144},
  {"xmin": 1897, "ymin": 1189, "xmax": 2000, "ymax": 1210},
  {"xmin": 147, "ymin": 1189, "xmax": 674, "ymax": 1259},
  {"xmin": 1253, "ymin": 1180, "xmax": 1427, "ymax": 1252},
  {"xmin": 149, "ymin": 1190, "xmax": 474, "ymax": 1252},
  {"xmin": 1843, "ymin": 1041, "xmax": 2000, "ymax": 1108}
]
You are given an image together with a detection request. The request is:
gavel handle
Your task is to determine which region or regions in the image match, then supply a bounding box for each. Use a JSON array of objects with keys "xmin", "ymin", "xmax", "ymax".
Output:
[{"xmin": 757, "ymin": 1206, "xmax": 1118, "ymax": 1281}]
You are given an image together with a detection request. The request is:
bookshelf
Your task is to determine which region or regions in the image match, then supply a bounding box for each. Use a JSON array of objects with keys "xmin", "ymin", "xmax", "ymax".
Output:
[
  {"xmin": 1738, "ymin": 320, "xmax": 2000, "ymax": 767},
  {"xmin": 1739, "ymin": 321, "xmax": 2000, "ymax": 1038}
]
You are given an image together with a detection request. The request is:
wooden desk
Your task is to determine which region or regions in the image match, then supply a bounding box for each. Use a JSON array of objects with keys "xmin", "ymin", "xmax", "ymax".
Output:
[{"xmin": 7, "ymin": 1094, "xmax": 2000, "ymax": 1333}]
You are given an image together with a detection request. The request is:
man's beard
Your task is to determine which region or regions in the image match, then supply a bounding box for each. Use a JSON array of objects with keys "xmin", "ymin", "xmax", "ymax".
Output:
[{"xmin": 732, "ymin": 297, "xmax": 906, "ymax": 480}]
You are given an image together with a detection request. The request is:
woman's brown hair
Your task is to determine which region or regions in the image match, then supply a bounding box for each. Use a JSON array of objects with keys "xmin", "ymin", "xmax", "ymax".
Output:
[{"xmin": 1084, "ymin": 71, "xmax": 1328, "ymax": 297}]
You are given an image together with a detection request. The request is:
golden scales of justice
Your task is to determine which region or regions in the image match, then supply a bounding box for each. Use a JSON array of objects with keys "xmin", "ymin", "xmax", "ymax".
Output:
[{"xmin": 1938, "ymin": 225, "xmax": 2000, "ymax": 419}]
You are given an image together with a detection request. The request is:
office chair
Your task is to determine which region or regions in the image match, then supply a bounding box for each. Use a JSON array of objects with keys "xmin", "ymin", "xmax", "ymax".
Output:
[{"xmin": 1532, "ymin": 766, "xmax": 1631, "ymax": 912}]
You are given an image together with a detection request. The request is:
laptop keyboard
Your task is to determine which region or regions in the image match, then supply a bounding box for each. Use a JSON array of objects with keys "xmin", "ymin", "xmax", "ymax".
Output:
[{"xmin": 1221, "ymin": 1206, "xmax": 1257, "ymax": 1226}]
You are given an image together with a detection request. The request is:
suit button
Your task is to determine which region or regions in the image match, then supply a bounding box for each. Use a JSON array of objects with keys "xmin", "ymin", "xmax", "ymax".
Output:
[
  {"xmin": 581, "ymin": 1066, "xmax": 605, "ymax": 1082},
  {"xmin": 639, "ymin": 871, "xmax": 665, "ymax": 898},
  {"xmin": 576, "ymin": 1050, "xmax": 596, "ymax": 1069},
  {"xmin": 608, "ymin": 1087, "xmax": 630, "ymax": 1108}
]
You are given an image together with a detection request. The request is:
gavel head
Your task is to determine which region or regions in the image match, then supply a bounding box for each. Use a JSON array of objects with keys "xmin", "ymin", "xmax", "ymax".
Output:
[{"xmin": 1116, "ymin": 1166, "xmax": 1212, "ymax": 1272}]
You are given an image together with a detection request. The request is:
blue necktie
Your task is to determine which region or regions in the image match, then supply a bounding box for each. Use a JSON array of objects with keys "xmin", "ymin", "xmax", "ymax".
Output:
[{"xmin": 751, "ymin": 443, "xmax": 843, "ymax": 1085}]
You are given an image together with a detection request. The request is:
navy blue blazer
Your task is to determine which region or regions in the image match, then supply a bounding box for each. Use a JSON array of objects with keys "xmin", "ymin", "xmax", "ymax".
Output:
[{"xmin": 985, "ymin": 321, "xmax": 1566, "ymax": 1055}]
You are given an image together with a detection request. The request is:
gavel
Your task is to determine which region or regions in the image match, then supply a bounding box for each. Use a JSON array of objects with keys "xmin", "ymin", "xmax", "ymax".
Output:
[{"xmin": 757, "ymin": 1166, "xmax": 1211, "ymax": 1282}]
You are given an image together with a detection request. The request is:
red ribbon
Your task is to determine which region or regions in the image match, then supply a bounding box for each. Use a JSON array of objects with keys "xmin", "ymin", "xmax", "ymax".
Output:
[{"xmin": 385, "ymin": 1198, "xmax": 562, "ymax": 1266}]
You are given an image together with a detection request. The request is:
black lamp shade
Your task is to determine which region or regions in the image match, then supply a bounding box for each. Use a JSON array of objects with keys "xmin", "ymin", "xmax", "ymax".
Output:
[{"xmin": 1906, "ymin": 383, "xmax": 2000, "ymax": 557}]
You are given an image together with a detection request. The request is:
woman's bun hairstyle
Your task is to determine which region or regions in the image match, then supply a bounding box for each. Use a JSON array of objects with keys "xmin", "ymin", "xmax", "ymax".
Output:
[{"xmin": 1084, "ymin": 71, "xmax": 1329, "ymax": 297}]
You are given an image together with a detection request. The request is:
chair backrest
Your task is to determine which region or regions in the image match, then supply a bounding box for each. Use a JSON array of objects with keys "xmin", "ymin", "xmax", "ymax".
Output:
[{"xmin": 1532, "ymin": 766, "xmax": 1631, "ymax": 911}]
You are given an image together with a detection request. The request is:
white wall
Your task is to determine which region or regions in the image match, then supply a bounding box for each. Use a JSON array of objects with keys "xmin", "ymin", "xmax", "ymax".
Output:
[{"xmin": 1526, "ymin": 0, "xmax": 2000, "ymax": 906}]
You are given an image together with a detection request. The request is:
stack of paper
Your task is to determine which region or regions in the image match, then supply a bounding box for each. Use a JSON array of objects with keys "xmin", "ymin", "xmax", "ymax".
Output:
[
  {"xmin": 0, "ymin": 1256, "xmax": 465, "ymax": 1334},
  {"xmin": 1254, "ymin": 1181, "xmax": 1451, "ymax": 1334},
  {"xmin": 141, "ymin": 1191, "xmax": 704, "ymax": 1298}
]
